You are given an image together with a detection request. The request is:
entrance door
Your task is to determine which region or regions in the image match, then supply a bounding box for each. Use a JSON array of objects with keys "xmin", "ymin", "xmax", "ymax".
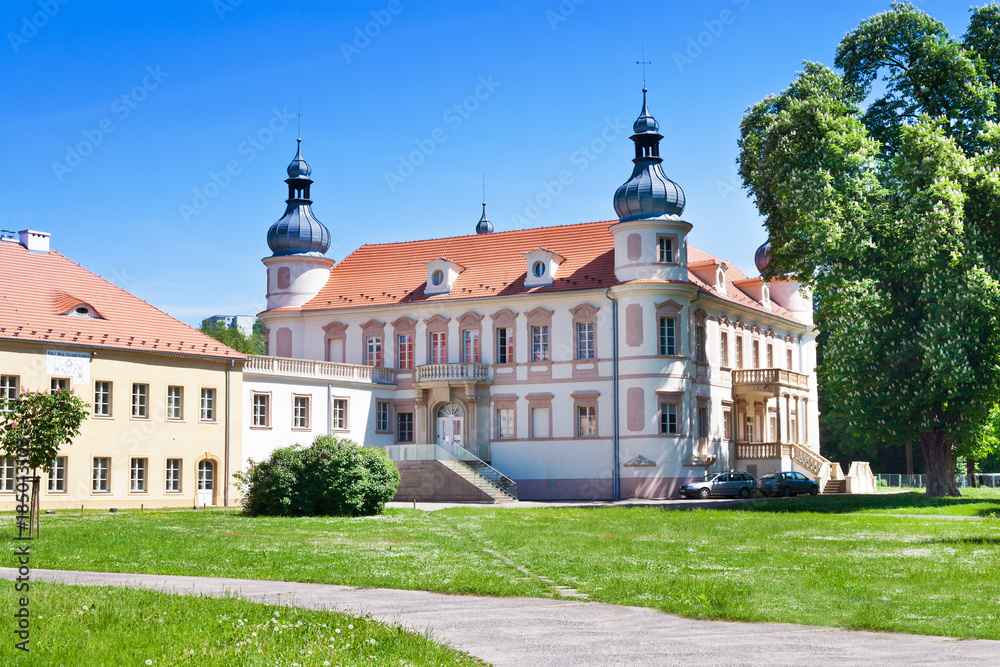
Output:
[
  {"xmin": 436, "ymin": 403, "xmax": 464, "ymax": 452},
  {"xmin": 197, "ymin": 460, "xmax": 215, "ymax": 507}
]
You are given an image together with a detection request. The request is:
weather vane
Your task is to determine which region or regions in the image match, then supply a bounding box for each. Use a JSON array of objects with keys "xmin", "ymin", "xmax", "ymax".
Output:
[
  {"xmin": 636, "ymin": 44, "xmax": 651, "ymax": 89},
  {"xmin": 481, "ymin": 171, "xmax": 487, "ymax": 206},
  {"xmin": 295, "ymin": 100, "xmax": 303, "ymax": 140}
]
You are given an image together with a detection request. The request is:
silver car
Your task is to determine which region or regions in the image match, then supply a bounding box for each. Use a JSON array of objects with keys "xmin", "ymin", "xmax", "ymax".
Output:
[{"xmin": 679, "ymin": 472, "xmax": 757, "ymax": 499}]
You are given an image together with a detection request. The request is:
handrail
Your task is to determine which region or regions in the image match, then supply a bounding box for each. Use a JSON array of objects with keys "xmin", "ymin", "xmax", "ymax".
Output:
[
  {"xmin": 244, "ymin": 355, "xmax": 395, "ymax": 385},
  {"xmin": 381, "ymin": 444, "xmax": 516, "ymax": 498},
  {"xmin": 414, "ymin": 363, "xmax": 491, "ymax": 383},
  {"xmin": 731, "ymin": 368, "xmax": 809, "ymax": 389}
]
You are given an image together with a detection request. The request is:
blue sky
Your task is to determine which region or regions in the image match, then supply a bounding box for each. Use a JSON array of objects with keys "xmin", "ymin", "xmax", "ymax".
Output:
[{"xmin": 0, "ymin": 0, "xmax": 978, "ymax": 326}]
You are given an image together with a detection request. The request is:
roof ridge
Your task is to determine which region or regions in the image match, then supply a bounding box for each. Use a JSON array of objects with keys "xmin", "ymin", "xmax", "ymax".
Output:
[{"xmin": 355, "ymin": 219, "xmax": 617, "ymax": 251}]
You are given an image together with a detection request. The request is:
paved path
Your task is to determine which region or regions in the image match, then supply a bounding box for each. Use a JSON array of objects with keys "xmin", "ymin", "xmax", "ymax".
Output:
[{"xmin": 3, "ymin": 568, "xmax": 997, "ymax": 666}]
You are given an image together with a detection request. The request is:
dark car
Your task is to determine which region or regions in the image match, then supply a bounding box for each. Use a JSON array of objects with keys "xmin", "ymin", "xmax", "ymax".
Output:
[
  {"xmin": 758, "ymin": 471, "xmax": 819, "ymax": 497},
  {"xmin": 679, "ymin": 472, "xmax": 757, "ymax": 499}
]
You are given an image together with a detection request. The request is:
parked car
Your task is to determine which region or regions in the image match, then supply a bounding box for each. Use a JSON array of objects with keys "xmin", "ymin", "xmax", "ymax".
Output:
[
  {"xmin": 758, "ymin": 471, "xmax": 819, "ymax": 497},
  {"xmin": 679, "ymin": 472, "xmax": 757, "ymax": 499}
]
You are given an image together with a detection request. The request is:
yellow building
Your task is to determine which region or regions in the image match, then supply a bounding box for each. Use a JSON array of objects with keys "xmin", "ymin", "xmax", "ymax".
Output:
[{"xmin": 0, "ymin": 230, "xmax": 244, "ymax": 509}]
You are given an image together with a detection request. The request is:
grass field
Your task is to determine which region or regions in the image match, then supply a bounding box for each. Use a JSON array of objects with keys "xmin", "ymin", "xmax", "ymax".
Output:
[
  {"xmin": 0, "ymin": 582, "xmax": 485, "ymax": 667},
  {"xmin": 5, "ymin": 491, "xmax": 1000, "ymax": 641}
]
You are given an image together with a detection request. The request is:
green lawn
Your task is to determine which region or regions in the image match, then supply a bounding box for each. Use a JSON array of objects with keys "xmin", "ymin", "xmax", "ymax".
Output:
[
  {"xmin": 0, "ymin": 582, "xmax": 485, "ymax": 667},
  {"xmin": 5, "ymin": 493, "xmax": 1000, "ymax": 640}
]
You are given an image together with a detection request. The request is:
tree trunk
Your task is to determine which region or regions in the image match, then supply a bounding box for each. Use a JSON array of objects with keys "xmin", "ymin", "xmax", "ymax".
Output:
[
  {"xmin": 920, "ymin": 429, "xmax": 961, "ymax": 497},
  {"xmin": 967, "ymin": 458, "xmax": 978, "ymax": 488}
]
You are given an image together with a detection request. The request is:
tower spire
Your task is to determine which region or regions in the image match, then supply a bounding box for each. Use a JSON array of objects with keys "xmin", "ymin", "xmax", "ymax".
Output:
[{"xmin": 476, "ymin": 171, "xmax": 493, "ymax": 234}]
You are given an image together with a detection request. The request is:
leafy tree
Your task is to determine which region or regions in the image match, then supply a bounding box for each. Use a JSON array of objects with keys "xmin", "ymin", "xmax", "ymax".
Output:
[
  {"xmin": 738, "ymin": 3, "xmax": 1000, "ymax": 497},
  {"xmin": 235, "ymin": 434, "xmax": 400, "ymax": 517},
  {"xmin": 0, "ymin": 388, "xmax": 89, "ymax": 533},
  {"xmin": 199, "ymin": 317, "xmax": 265, "ymax": 355}
]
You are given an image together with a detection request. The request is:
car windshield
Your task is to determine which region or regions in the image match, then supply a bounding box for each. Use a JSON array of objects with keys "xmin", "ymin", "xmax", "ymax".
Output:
[{"xmin": 701, "ymin": 474, "xmax": 721, "ymax": 482}]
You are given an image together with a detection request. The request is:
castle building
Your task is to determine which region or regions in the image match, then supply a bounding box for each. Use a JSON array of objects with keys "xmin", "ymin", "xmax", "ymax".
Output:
[
  {"xmin": 253, "ymin": 89, "xmax": 842, "ymax": 501},
  {"xmin": 0, "ymin": 231, "xmax": 244, "ymax": 509}
]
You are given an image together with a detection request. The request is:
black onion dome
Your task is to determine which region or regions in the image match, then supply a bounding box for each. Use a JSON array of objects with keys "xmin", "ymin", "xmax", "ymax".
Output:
[
  {"xmin": 614, "ymin": 162, "xmax": 686, "ymax": 221},
  {"xmin": 266, "ymin": 140, "xmax": 330, "ymax": 256},
  {"xmin": 754, "ymin": 240, "xmax": 771, "ymax": 273}
]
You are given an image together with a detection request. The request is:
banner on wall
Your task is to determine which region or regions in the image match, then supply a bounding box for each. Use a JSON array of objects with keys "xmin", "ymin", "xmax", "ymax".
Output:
[{"xmin": 46, "ymin": 350, "xmax": 91, "ymax": 385}]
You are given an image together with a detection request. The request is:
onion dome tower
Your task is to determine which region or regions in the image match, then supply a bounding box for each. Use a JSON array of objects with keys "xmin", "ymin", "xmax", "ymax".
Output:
[
  {"xmin": 610, "ymin": 89, "xmax": 692, "ymax": 282},
  {"xmin": 263, "ymin": 139, "xmax": 335, "ymax": 311},
  {"xmin": 475, "ymin": 203, "xmax": 493, "ymax": 234},
  {"xmin": 754, "ymin": 238, "xmax": 813, "ymax": 325}
]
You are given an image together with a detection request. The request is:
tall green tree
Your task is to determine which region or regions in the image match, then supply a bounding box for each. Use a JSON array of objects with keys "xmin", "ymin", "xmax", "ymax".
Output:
[
  {"xmin": 199, "ymin": 317, "xmax": 265, "ymax": 355},
  {"xmin": 738, "ymin": 3, "xmax": 1000, "ymax": 497}
]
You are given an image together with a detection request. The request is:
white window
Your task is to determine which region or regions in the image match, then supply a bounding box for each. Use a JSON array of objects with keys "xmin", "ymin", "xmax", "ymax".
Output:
[
  {"xmin": 332, "ymin": 398, "xmax": 348, "ymax": 430},
  {"xmin": 720, "ymin": 331, "xmax": 729, "ymax": 367},
  {"xmin": 698, "ymin": 406, "xmax": 708, "ymax": 438},
  {"xmin": 430, "ymin": 332, "xmax": 447, "ymax": 364},
  {"xmin": 577, "ymin": 405, "xmax": 596, "ymax": 437},
  {"xmin": 660, "ymin": 403, "xmax": 678, "ymax": 435},
  {"xmin": 736, "ymin": 336, "xmax": 744, "ymax": 369},
  {"xmin": 366, "ymin": 336, "xmax": 382, "ymax": 366},
  {"xmin": 752, "ymin": 340, "xmax": 760, "ymax": 369},
  {"xmin": 167, "ymin": 386, "xmax": 183, "ymax": 420},
  {"xmin": 48, "ymin": 457, "xmax": 66, "ymax": 492},
  {"xmin": 165, "ymin": 458, "xmax": 182, "ymax": 492},
  {"xmin": 724, "ymin": 409, "xmax": 733, "ymax": 440},
  {"xmin": 201, "ymin": 388, "xmax": 216, "ymax": 421},
  {"xmin": 787, "ymin": 348, "xmax": 794, "ymax": 371},
  {"xmin": 496, "ymin": 408, "xmax": 514, "ymax": 438},
  {"xmin": 496, "ymin": 328, "xmax": 514, "ymax": 364},
  {"xmin": 130, "ymin": 458, "xmax": 147, "ymax": 492},
  {"xmin": 50, "ymin": 377, "xmax": 69, "ymax": 393},
  {"xmin": 293, "ymin": 395, "xmax": 310, "ymax": 429},
  {"xmin": 92, "ymin": 457, "xmax": 110, "ymax": 493},
  {"xmin": 659, "ymin": 318, "xmax": 676, "ymax": 356},
  {"xmin": 767, "ymin": 343, "xmax": 774, "ymax": 368},
  {"xmin": 532, "ymin": 261, "xmax": 546, "ymax": 277},
  {"xmin": 0, "ymin": 456, "xmax": 14, "ymax": 492},
  {"xmin": 696, "ymin": 325, "xmax": 706, "ymax": 362},
  {"xmin": 0, "ymin": 375, "xmax": 17, "ymax": 411},
  {"xmin": 531, "ymin": 325, "xmax": 550, "ymax": 362},
  {"xmin": 252, "ymin": 393, "xmax": 269, "ymax": 427},
  {"xmin": 463, "ymin": 330, "xmax": 481, "ymax": 363},
  {"xmin": 376, "ymin": 401, "xmax": 390, "ymax": 432},
  {"xmin": 577, "ymin": 322, "xmax": 595, "ymax": 360},
  {"xmin": 397, "ymin": 334, "xmax": 414, "ymax": 370},
  {"xmin": 396, "ymin": 412, "xmax": 413, "ymax": 442},
  {"xmin": 657, "ymin": 236, "xmax": 673, "ymax": 263},
  {"xmin": 94, "ymin": 381, "xmax": 112, "ymax": 416},
  {"xmin": 132, "ymin": 383, "xmax": 148, "ymax": 418}
]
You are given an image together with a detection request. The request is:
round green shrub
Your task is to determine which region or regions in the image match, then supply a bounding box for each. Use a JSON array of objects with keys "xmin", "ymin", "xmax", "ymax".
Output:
[{"xmin": 236, "ymin": 435, "xmax": 399, "ymax": 517}]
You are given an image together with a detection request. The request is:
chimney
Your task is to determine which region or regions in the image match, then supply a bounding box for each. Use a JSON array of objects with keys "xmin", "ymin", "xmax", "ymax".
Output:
[{"xmin": 19, "ymin": 230, "xmax": 50, "ymax": 254}]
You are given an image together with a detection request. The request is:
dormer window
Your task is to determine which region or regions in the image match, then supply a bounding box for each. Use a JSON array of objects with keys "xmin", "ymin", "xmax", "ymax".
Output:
[
  {"xmin": 715, "ymin": 265, "xmax": 728, "ymax": 295},
  {"xmin": 524, "ymin": 248, "xmax": 565, "ymax": 288},
  {"xmin": 761, "ymin": 283, "xmax": 770, "ymax": 307},
  {"xmin": 424, "ymin": 258, "xmax": 465, "ymax": 296},
  {"xmin": 62, "ymin": 302, "xmax": 102, "ymax": 319}
]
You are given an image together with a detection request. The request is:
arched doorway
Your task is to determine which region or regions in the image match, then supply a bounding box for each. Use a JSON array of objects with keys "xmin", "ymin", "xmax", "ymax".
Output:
[
  {"xmin": 436, "ymin": 402, "xmax": 464, "ymax": 452},
  {"xmin": 197, "ymin": 460, "xmax": 216, "ymax": 507}
]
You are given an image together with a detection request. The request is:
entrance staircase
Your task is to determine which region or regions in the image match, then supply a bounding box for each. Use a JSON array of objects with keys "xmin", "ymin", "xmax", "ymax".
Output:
[{"xmin": 382, "ymin": 443, "xmax": 518, "ymax": 503}]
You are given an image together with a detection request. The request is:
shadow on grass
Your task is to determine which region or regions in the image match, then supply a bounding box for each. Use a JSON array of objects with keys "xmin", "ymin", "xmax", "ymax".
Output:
[
  {"xmin": 920, "ymin": 536, "xmax": 1000, "ymax": 546},
  {"xmin": 670, "ymin": 492, "xmax": 1000, "ymax": 517}
]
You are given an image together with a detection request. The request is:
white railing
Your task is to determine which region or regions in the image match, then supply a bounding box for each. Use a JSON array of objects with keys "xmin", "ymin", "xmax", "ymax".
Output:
[
  {"xmin": 736, "ymin": 443, "xmax": 781, "ymax": 460},
  {"xmin": 415, "ymin": 363, "xmax": 491, "ymax": 383},
  {"xmin": 381, "ymin": 443, "xmax": 517, "ymax": 498},
  {"xmin": 732, "ymin": 368, "xmax": 809, "ymax": 389},
  {"xmin": 244, "ymin": 355, "xmax": 395, "ymax": 385},
  {"xmin": 784, "ymin": 442, "xmax": 829, "ymax": 475}
]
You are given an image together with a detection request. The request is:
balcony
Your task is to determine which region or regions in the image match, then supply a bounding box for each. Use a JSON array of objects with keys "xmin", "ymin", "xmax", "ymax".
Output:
[
  {"xmin": 244, "ymin": 355, "xmax": 395, "ymax": 385},
  {"xmin": 732, "ymin": 368, "xmax": 809, "ymax": 393},
  {"xmin": 414, "ymin": 363, "xmax": 491, "ymax": 384}
]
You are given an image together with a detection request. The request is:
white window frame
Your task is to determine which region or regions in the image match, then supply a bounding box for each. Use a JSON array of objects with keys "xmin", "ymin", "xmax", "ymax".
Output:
[
  {"xmin": 531, "ymin": 325, "xmax": 550, "ymax": 362},
  {"xmin": 657, "ymin": 235, "xmax": 674, "ymax": 263},
  {"xmin": 0, "ymin": 456, "xmax": 14, "ymax": 492},
  {"xmin": 94, "ymin": 381, "xmax": 112, "ymax": 417},
  {"xmin": 165, "ymin": 458, "xmax": 182, "ymax": 493},
  {"xmin": 576, "ymin": 322, "xmax": 595, "ymax": 360},
  {"xmin": 92, "ymin": 457, "xmax": 110, "ymax": 493},
  {"xmin": 659, "ymin": 317, "xmax": 677, "ymax": 356},
  {"xmin": 660, "ymin": 403, "xmax": 678, "ymax": 435},
  {"xmin": 577, "ymin": 405, "xmax": 597, "ymax": 437},
  {"xmin": 48, "ymin": 456, "xmax": 67, "ymax": 493},
  {"xmin": 200, "ymin": 388, "xmax": 216, "ymax": 421},
  {"xmin": 463, "ymin": 330, "xmax": 481, "ymax": 363},
  {"xmin": 496, "ymin": 327, "xmax": 514, "ymax": 364},
  {"xmin": 496, "ymin": 407, "xmax": 515, "ymax": 439},
  {"xmin": 167, "ymin": 386, "xmax": 183, "ymax": 420},
  {"xmin": 430, "ymin": 331, "xmax": 447, "ymax": 364},
  {"xmin": 366, "ymin": 336, "xmax": 383, "ymax": 367},
  {"xmin": 130, "ymin": 458, "xmax": 147, "ymax": 493},
  {"xmin": 251, "ymin": 392, "xmax": 270, "ymax": 428},
  {"xmin": 332, "ymin": 397, "xmax": 348, "ymax": 431},
  {"xmin": 0, "ymin": 376, "xmax": 18, "ymax": 412},
  {"xmin": 132, "ymin": 383, "xmax": 148, "ymax": 419},
  {"xmin": 397, "ymin": 333, "xmax": 414, "ymax": 370},
  {"xmin": 293, "ymin": 394, "xmax": 310, "ymax": 430},
  {"xmin": 376, "ymin": 400, "xmax": 390, "ymax": 432},
  {"xmin": 50, "ymin": 377, "xmax": 70, "ymax": 393}
]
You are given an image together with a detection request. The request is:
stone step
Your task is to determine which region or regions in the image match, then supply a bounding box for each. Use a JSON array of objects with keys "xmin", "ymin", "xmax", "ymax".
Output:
[{"xmin": 439, "ymin": 459, "xmax": 517, "ymax": 502}]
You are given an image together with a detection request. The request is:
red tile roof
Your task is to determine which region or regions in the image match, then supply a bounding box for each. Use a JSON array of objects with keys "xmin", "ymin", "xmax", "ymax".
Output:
[
  {"xmin": 285, "ymin": 220, "xmax": 802, "ymax": 323},
  {"xmin": 0, "ymin": 239, "xmax": 243, "ymax": 360}
]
